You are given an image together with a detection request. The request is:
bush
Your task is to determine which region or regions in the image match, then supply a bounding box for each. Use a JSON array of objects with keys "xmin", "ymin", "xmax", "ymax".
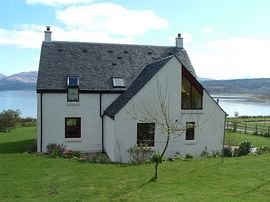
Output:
[
  {"xmin": 223, "ymin": 146, "xmax": 233, "ymax": 157},
  {"xmin": 27, "ymin": 139, "xmax": 37, "ymax": 153},
  {"xmin": 185, "ymin": 153, "xmax": 193, "ymax": 159},
  {"xmin": 0, "ymin": 109, "xmax": 21, "ymax": 132},
  {"xmin": 237, "ymin": 140, "xmax": 252, "ymax": 156},
  {"xmin": 63, "ymin": 149, "xmax": 81, "ymax": 159},
  {"xmin": 127, "ymin": 144, "xmax": 153, "ymax": 164},
  {"xmin": 256, "ymin": 147, "xmax": 270, "ymax": 155},
  {"xmin": 46, "ymin": 144, "xmax": 66, "ymax": 158},
  {"xmin": 150, "ymin": 152, "xmax": 163, "ymax": 163}
]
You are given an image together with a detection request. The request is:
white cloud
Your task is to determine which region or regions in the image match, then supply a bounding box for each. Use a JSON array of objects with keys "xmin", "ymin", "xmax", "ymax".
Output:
[
  {"xmin": 26, "ymin": 0, "xmax": 93, "ymax": 6},
  {"xmin": 0, "ymin": 24, "xmax": 134, "ymax": 49},
  {"xmin": 56, "ymin": 3, "xmax": 169, "ymax": 37},
  {"xmin": 190, "ymin": 37, "xmax": 270, "ymax": 79},
  {"xmin": 202, "ymin": 27, "xmax": 213, "ymax": 34}
]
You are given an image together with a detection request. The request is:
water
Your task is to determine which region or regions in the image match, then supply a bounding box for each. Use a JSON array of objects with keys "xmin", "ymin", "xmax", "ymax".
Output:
[
  {"xmin": 212, "ymin": 94, "xmax": 270, "ymax": 117},
  {"xmin": 0, "ymin": 91, "xmax": 36, "ymax": 118},
  {"xmin": 0, "ymin": 91, "xmax": 270, "ymax": 118}
]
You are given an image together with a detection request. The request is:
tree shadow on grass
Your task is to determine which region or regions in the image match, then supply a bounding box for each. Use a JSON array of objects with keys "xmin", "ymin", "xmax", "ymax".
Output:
[
  {"xmin": 110, "ymin": 177, "xmax": 156, "ymax": 200},
  {"xmin": 0, "ymin": 139, "xmax": 33, "ymax": 154}
]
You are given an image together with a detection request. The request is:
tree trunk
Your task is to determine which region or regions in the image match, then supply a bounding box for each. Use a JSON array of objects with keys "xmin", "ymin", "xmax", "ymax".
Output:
[{"xmin": 154, "ymin": 134, "xmax": 170, "ymax": 179}]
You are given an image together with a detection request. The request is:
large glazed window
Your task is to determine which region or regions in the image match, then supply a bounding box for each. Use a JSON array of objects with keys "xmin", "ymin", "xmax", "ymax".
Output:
[
  {"xmin": 137, "ymin": 123, "xmax": 155, "ymax": 147},
  {"xmin": 65, "ymin": 118, "xmax": 81, "ymax": 138},
  {"xmin": 181, "ymin": 67, "xmax": 203, "ymax": 109}
]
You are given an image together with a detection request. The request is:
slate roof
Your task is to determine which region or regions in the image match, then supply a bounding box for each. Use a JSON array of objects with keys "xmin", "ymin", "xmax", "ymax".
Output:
[
  {"xmin": 104, "ymin": 56, "xmax": 173, "ymax": 118},
  {"xmin": 37, "ymin": 41, "xmax": 196, "ymax": 91}
]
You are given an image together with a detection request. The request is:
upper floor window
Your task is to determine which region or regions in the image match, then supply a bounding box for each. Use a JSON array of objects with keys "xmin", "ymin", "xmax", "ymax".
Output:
[
  {"xmin": 181, "ymin": 67, "xmax": 203, "ymax": 109},
  {"xmin": 112, "ymin": 77, "xmax": 125, "ymax": 88},
  {"xmin": 67, "ymin": 76, "xmax": 79, "ymax": 102}
]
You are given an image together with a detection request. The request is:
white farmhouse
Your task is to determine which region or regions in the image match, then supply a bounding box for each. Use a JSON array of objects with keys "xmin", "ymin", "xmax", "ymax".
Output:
[{"xmin": 37, "ymin": 27, "xmax": 225, "ymax": 162}]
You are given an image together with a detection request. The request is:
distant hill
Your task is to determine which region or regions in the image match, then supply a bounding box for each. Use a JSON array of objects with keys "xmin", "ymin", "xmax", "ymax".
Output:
[
  {"xmin": 0, "ymin": 71, "xmax": 37, "ymax": 90},
  {"xmin": 201, "ymin": 78, "xmax": 270, "ymax": 95},
  {"xmin": 198, "ymin": 77, "xmax": 213, "ymax": 82},
  {"xmin": 0, "ymin": 73, "xmax": 6, "ymax": 80}
]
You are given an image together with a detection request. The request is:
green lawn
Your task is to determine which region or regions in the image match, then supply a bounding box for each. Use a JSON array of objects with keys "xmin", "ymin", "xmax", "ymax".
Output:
[
  {"xmin": 225, "ymin": 131, "xmax": 270, "ymax": 147},
  {"xmin": 1, "ymin": 127, "xmax": 270, "ymax": 201}
]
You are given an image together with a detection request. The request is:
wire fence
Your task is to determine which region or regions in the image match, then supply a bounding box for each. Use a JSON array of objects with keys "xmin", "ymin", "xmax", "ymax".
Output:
[{"xmin": 226, "ymin": 121, "xmax": 270, "ymax": 137}]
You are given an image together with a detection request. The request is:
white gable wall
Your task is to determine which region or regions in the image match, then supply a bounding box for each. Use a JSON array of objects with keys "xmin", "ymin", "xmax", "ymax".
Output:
[
  {"xmin": 106, "ymin": 57, "xmax": 225, "ymax": 162},
  {"xmin": 37, "ymin": 93, "xmax": 120, "ymax": 152}
]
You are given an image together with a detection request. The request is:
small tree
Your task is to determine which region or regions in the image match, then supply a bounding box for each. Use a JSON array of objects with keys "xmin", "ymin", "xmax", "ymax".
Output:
[
  {"xmin": 233, "ymin": 111, "xmax": 239, "ymax": 132},
  {"xmin": 127, "ymin": 80, "xmax": 202, "ymax": 179},
  {"xmin": 0, "ymin": 109, "xmax": 21, "ymax": 132}
]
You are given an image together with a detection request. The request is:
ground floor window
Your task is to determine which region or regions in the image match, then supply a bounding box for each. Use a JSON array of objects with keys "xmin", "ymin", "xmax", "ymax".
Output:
[
  {"xmin": 137, "ymin": 123, "xmax": 155, "ymax": 147},
  {"xmin": 65, "ymin": 117, "xmax": 81, "ymax": 138},
  {"xmin": 186, "ymin": 122, "xmax": 195, "ymax": 140}
]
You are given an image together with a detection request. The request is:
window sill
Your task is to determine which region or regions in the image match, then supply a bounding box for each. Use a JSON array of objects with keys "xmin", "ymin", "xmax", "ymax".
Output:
[
  {"xmin": 180, "ymin": 109, "xmax": 203, "ymax": 114},
  {"xmin": 66, "ymin": 102, "xmax": 80, "ymax": 106},
  {"xmin": 65, "ymin": 138, "xmax": 82, "ymax": 142},
  {"xmin": 185, "ymin": 140, "xmax": 196, "ymax": 145}
]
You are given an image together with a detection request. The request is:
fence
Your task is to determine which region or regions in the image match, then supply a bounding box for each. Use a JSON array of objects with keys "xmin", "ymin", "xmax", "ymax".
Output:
[{"xmin": 226, "ymin": 121, "xmax": 270, "ymax": 137}]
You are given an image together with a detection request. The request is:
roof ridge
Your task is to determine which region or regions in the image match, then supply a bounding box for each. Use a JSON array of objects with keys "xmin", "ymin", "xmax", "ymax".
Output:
[{"xmin": 43, "ymin": 41, "xmax": 176, "ymax": 48}]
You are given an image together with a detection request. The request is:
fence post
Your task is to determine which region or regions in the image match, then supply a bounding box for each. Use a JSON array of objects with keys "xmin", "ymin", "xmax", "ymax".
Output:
[
  {"xmin": 255, "ymin": 125, "xmax": 257, "ymax": 134},
  {"xmin": 245, "ymin": 123, "xmax": 247, "ymax": 134}
]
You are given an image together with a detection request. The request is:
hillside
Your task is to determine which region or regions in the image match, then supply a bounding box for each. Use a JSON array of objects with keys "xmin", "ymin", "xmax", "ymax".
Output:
[
  {"xmin": 201, "ymin": 78, "xmax": 270, "ymax": 95},
  {"xmin": 0, "ymin": 71, "xmax": 37, "ymax": 90},
  {"xmin": 0, "ymin": 73, "xmax": 6, "ymax": 80}
]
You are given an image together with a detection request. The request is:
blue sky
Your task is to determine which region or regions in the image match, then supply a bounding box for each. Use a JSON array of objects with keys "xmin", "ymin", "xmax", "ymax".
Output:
[{"xmin": 1, "ymin": 0, "xmax": 270, "ymax": 79}]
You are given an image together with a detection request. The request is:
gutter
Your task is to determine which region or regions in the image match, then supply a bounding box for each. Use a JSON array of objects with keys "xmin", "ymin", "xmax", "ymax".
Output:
[
  {"xmin": 40, "ymin": 93, "xmax": 43, "ymax": 152},
  {"xmin": 99, "ymin": 93, "xmax": 105, "ymax": 153}
]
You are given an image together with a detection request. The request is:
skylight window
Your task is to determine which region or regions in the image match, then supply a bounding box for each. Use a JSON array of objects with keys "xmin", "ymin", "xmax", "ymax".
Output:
[
  {"xmin": 113, "ymin": 77, "xmax": 125, "ymax": 88},
  {"xmin": 67, "ymin": 76, "xmax": 79, "ymax": 87}
]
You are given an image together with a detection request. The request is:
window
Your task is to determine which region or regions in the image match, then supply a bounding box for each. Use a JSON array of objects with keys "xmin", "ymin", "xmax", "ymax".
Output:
[
  {"xmin": 181, "ymin": 67, "xmax": 203, "ymax": 109},
  {"xmin": 65, "ymin": 118, "xmax": 81, "ymax": 138},
  {"xmin": 137, "ymin": 123, "xmax": 155, "ymax": 147},
  {"xmin": 112, "ymin": 77, "xmax": 125, "ymax": 88},
  {"xmin": 67, "ymin": 88, "xmax": 79, "ymax": 102},
  {"xmin": 67, "ymin": 76, "xmax": 79, "ymax": 102},
  {"xmin": 67, "ymin": 76, "xmax": 79, "ymax": 86},
  {"xmin": 186, "ymin": 122, "xmax": 195, "ymax": 140}
]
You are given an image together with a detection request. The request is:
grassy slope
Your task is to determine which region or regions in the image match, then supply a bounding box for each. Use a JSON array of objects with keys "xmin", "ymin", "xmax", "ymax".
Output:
[
  {"xmin": 226, "ymin": 131, "xmax": 270, "ymax": 147},
  {"xmin": 1, "ymin": 127, "xmax": 270, "ymax": 201}
]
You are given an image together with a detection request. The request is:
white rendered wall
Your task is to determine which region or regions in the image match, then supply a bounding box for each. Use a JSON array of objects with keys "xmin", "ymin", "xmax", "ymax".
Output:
[
  {"xmin": 37, "ymin": 93, "xmax": 41, "ymax": 152},
  {"xmin": 112, "ymin": 56, "xmax": 225, "ymax": 162},
  {"xmin": 104, "ymin": 115, "xmax": 115, "ymax": 161},
  {"xmin": 38, "ymin": 93, "xmax": 119, "ymax": 153}
]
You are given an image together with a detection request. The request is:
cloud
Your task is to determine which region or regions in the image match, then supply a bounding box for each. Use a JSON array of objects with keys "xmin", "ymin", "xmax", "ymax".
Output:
[
  {"xmin": 26, "ymin": 0, "xmax": 93, "ymax": 6},
  {"xmin": 202, "ymin": 27, "xmax": 213, "ymax": 34},
  {"xmin": 56, "ymin": 3, "xmax": 169, "ymax": 37},
  {"xmin": 0, "ymin": 24, "xmax": 135, "ymax": 48},
  {"xmin": 190, "ymin": 37, "xmax": 270, "ymax": 79}
]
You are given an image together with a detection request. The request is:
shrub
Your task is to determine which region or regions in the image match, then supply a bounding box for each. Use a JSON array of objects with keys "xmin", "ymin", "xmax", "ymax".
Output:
[
  {"xmin": 223, "ymin": 146, "xmax": 233, "ymax": 157},
  {"xmin": 27, "ymin": 139, "xmax": 37, "ymax": 153},
  {"xmin": 257, "ymin": 147, "xmax": 270, "ymax": 155},
  {"xmin": 237, "ymin": 140, "xmax": 252, "ymax": 156},
  {"xmin": 151, "ymin": 152, "xmax": 163, "ymax": 163},
  {"xmin": 46, "ymin": 144, "xmax": 66, "ymax": 158},
  {"xmin": 63, "ymin": 149, "xmax": 81, "ymax": 159},
  {"xmin": 0, "ymin": 109, "xmax": 21, "ymax": 132},
  {"xmin": 201, "ymin": 147, "xmax": 211, "ymax": 158},
  {"xmin": 185, "ymin": 153, "xmax": 193, "ymax": 159},
  {"xmin": 127, "ymin": 144, "xmax": 153, "ymax": 164}
]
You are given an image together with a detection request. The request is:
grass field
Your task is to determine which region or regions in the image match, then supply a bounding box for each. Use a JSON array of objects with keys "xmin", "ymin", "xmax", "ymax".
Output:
[
  {"xmin": 1, "ymin": 127, "xmax": 270, "ymax": 201},
  {"xmin": 225, "ymin": 131, "xmax": 270, "ymax": 147}
]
